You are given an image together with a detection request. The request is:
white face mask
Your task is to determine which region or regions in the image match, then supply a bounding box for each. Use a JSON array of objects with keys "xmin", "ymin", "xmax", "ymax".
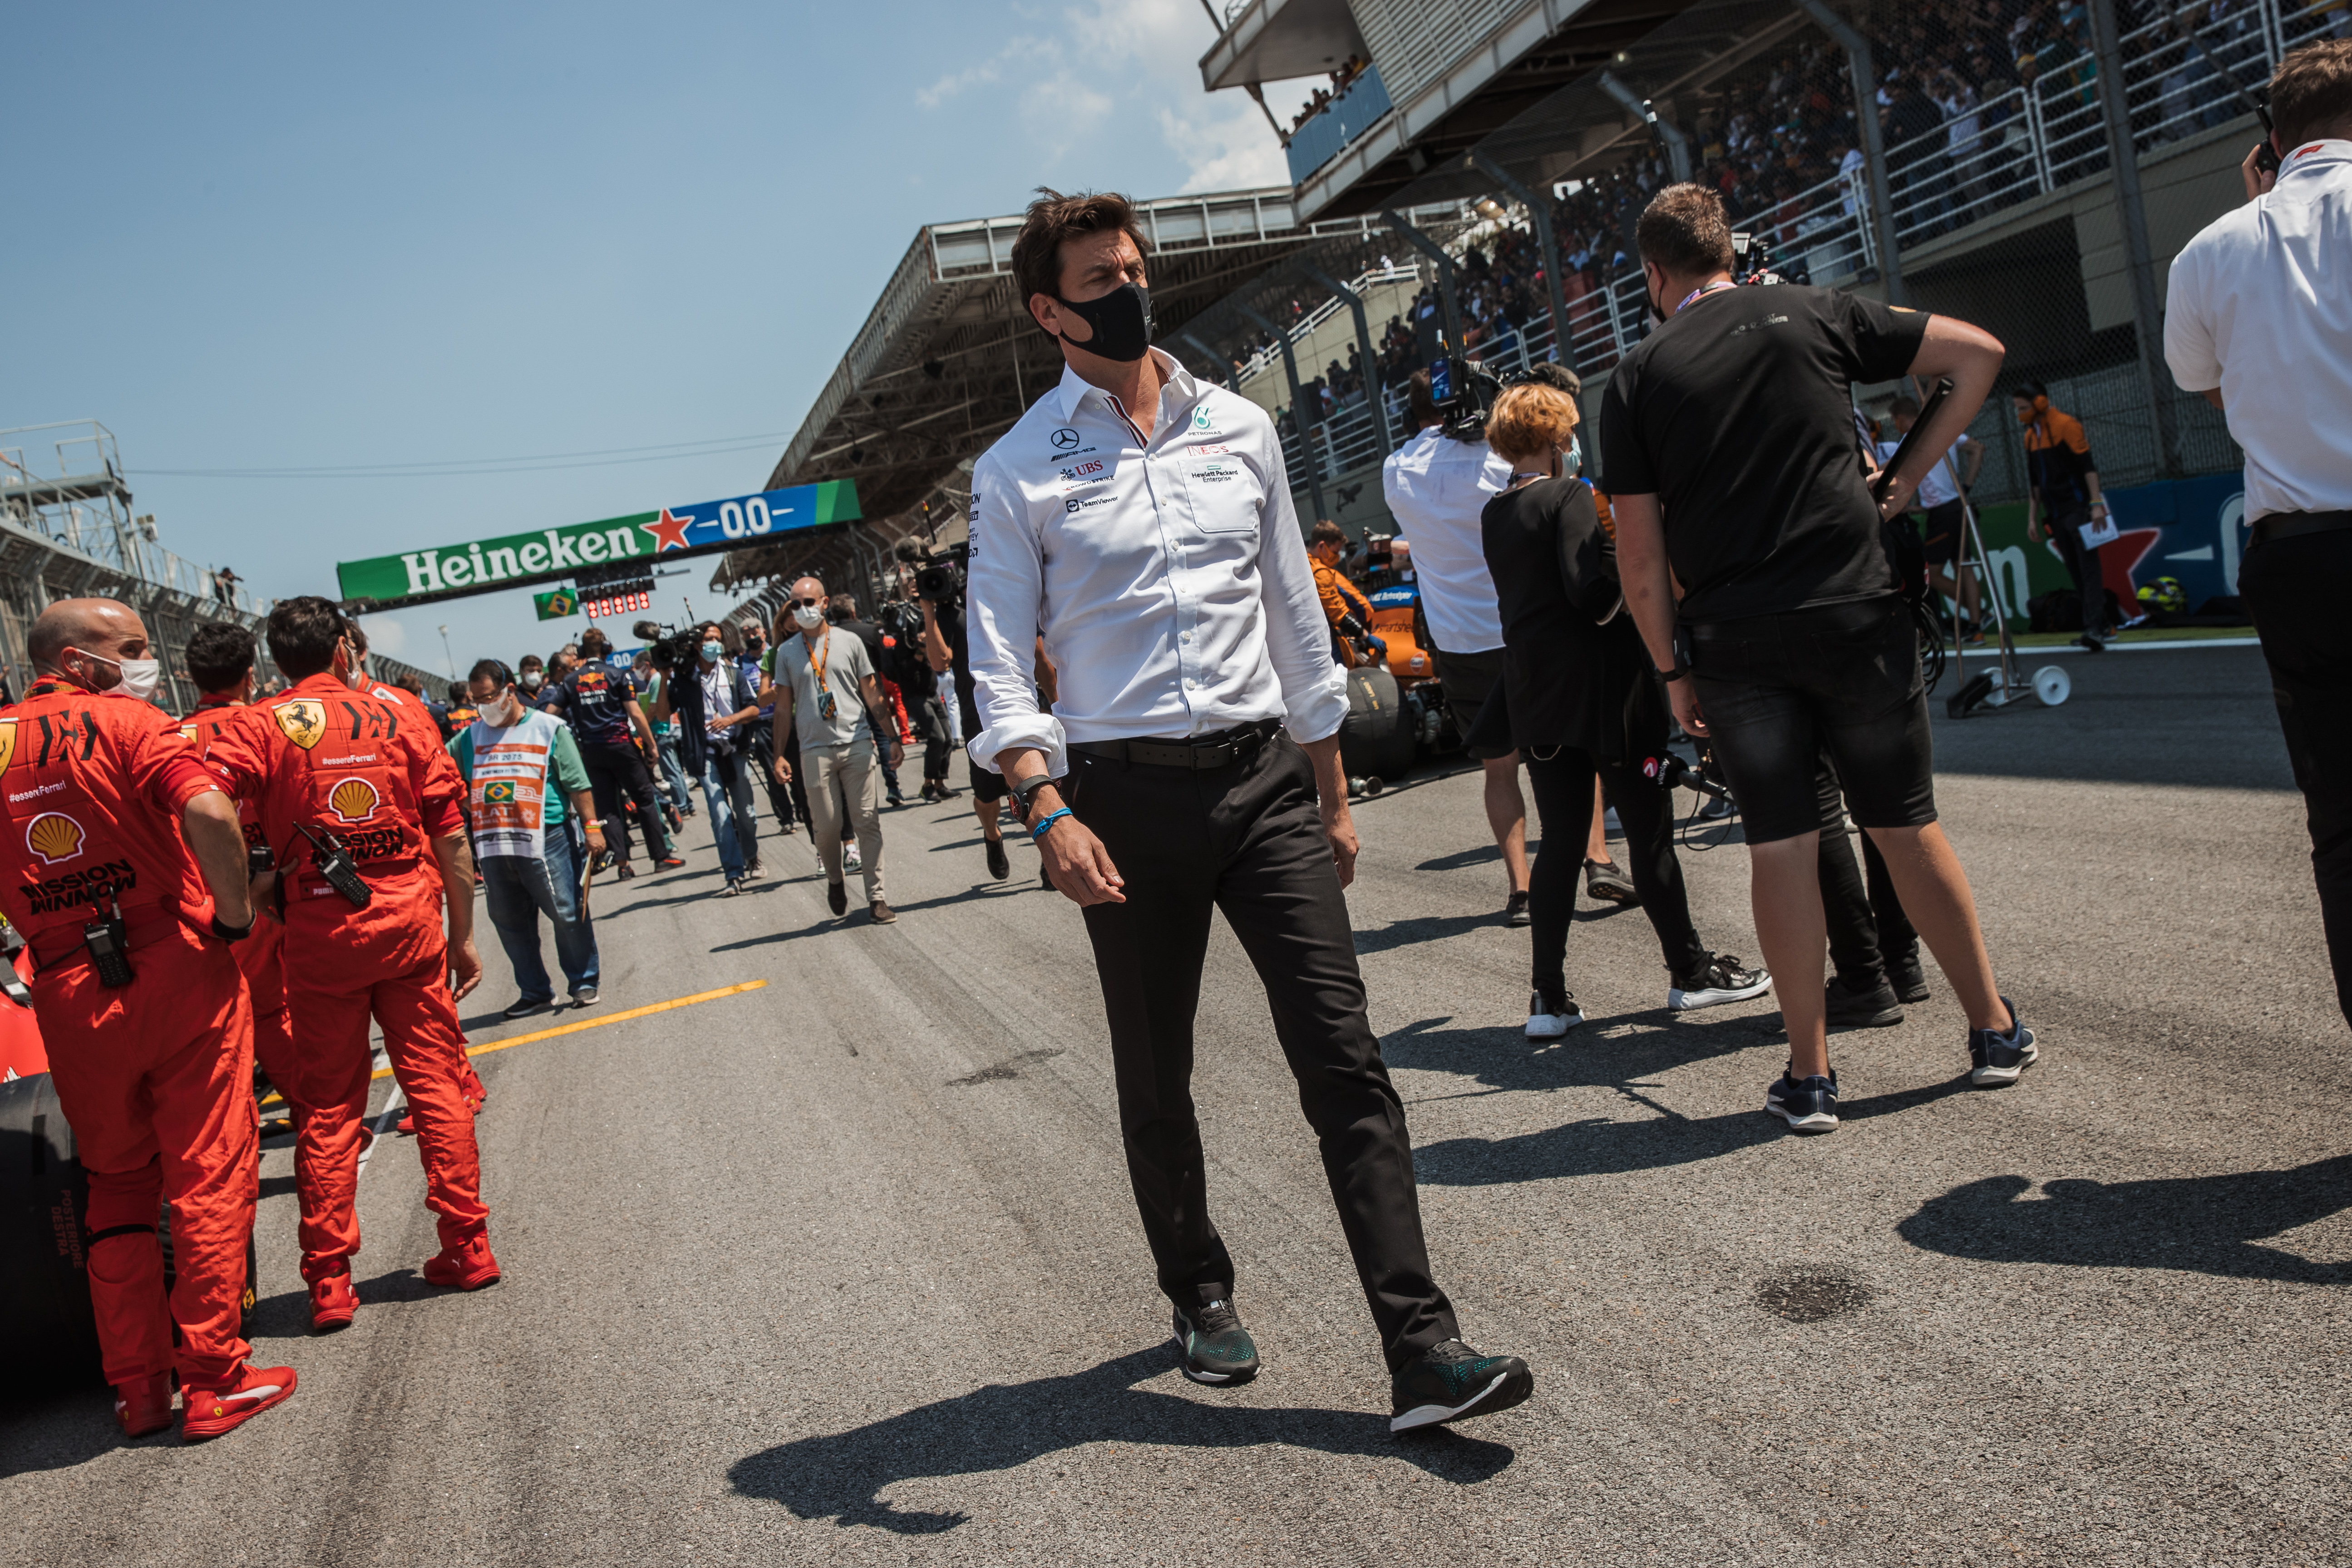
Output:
[
  {"xmin": 792, "ymin": 604, "xmax": 825, "ymax": 631},
  {"xmin": 479, "ymin": 692, "xmax": 522, "ymax": 727},
  {"xmin": 77, "ymin": 650, "xmax": 163, "ymax": 703}
]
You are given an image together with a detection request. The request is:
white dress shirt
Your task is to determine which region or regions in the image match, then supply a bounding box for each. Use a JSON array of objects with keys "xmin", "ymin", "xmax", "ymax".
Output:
[
  {"xmin": 1381, "ymin": 425, "xmax": 1514, "ymax": 654},
  {"xmin": 2165, "ymin": 138, "xmax": 2352, "ymax": 522},
  {"xmin": 1877, "ymin": 432, "xmax": 1974, "ymax": 509},
  {"xmin": 964, "ymin": 347, "xmax": 1348, "ymax": 779}
]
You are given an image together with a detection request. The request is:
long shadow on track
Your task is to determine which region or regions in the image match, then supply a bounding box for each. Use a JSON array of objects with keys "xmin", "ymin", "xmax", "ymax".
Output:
[{"xmin": 729, "ymin": 1346, "xmax": 1513, "ymax": 1535}]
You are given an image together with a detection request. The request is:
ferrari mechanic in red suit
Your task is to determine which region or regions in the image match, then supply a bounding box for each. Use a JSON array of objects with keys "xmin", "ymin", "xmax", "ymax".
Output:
[
  {"xmin": 203, "ymin": 597, "xmax": 498, "ymax": 1333},
  {"xmin": 1, "ymin": 598, "xmax": 295, "ymax": 1443},
  {"xmin": 178, "ymin": 622, "xmax": 300, "ymax": 1127}
]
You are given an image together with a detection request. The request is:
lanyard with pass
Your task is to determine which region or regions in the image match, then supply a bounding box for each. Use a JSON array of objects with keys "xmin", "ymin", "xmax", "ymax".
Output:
[{"xmin": 806, "ymin": 629, "xmax": 837, "ymax": 722}]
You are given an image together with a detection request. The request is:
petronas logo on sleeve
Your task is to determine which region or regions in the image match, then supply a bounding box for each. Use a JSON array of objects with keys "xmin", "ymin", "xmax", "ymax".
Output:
[
  {"xmin": 327, "ymin": 777, "xmax": 380, "ymax": 824},
  {"xmin": 275, "ymin": 700, "xmax": 328, "ymax": 751}
]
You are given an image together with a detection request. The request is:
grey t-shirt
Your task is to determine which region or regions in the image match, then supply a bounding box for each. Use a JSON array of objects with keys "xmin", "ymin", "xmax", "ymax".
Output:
[{"xmin": 776, "ymin": 626, "xmax": 874, "ymax": 749}]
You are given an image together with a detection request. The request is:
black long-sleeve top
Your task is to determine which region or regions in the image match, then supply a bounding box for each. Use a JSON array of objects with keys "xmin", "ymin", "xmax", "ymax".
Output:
[{"xmin": 1478, "ymin": 476, "xmax": 1667, "ymax": 762}]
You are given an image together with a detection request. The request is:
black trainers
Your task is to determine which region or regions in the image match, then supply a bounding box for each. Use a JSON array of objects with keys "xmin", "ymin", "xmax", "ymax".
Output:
[
  {"xmin": 1504, "ymin": 890, "xmax": 1530, "ymax": 927},
  {"xmin": 1886, "ymin": 947, "xmax": 1929, "ymax": 1004},
  {"xmin": 1968, "ymin": 996, "xmax": 2037, "ymax": 1086},
  {"xmin": 1824, "ymin": 973, "xmax": 1903, "ymax": 1029},
  {"xmin": 1389, "ymin": 1340, "xmax": 1533, "ymax": 1433},
  {"xmin": 1172, "ymin": 1299, "xmax": 1259, "ymax": 1385},
  {"xmin": 826, "ymin": 881, "xmax": 848, "ymax": 917},
  {"xmin": 984, "ymin": 835, "xmax": 1010, "ymax": 881},
  {"xmin": 1765, "ymin": 1068, "xmax": 1839, "ymax": 1133},
  {"xmin": 1583, "ymin": 858, "xmax": 1638, "ymax": 904},
  {"xmin": 1525, "ymin": 987, "xmax": 1582, "ymax": 1040},
  {"xmin": 502, "ymin": 997, "xmax": 551, "ymax": 1021},
  {"xmin": 1669, "ymin": 952, "xmax": 1773, "ymax": 1012}
]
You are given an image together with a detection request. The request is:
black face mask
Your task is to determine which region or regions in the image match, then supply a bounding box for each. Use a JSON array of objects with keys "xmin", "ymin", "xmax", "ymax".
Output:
[{"xmin": 1052, "ymin": 281, "xmax": 1154, "ymax": 363}]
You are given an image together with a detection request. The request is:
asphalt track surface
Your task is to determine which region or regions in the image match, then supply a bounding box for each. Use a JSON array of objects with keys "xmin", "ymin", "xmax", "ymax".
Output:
[{"xmin": 5, "ymin": 645, "xmax": 2347, "ymax": 1566}]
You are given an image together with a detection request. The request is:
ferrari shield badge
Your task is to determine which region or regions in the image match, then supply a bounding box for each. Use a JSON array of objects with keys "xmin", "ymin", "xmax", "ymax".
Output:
[
  {"xmin": 275, "ymin": 700, "xmax": 328, "ymax": 751},
  {"xmin": 0, "ymin": 719, "xmax": 15, "ymax": 775}
]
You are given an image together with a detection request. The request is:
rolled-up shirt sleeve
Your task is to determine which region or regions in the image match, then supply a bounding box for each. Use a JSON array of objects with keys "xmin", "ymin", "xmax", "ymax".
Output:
[
  {"xmin": 1254, "ymin": 443, "xmax": 1349, "ymax": 744},
  {"xmin": 964, "ymin": 452, "xmax": 1067, "ymax": 777}
]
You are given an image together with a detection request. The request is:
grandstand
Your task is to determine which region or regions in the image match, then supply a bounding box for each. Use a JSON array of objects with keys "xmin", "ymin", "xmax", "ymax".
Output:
[{"xmin": 742, "ymin": 0, "xmax": 2325, "ymax": 587}]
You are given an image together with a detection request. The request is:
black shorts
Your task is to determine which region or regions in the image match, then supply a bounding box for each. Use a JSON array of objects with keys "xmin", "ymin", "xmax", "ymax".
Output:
[
  {"xmin": 1435, "ymin": 646, "xmax": 1514, "ymax": 760},
  {"xmin": 1918, "ymin": 499, "xmax": 1965, "ymax": 567},
  {"xmin": 1687, "ymin": 597, "xmax": 1937, "ymax": 845},
  {"xmin": 968, "ymin": 756, "xmax": 1010, "ymax": 804}
]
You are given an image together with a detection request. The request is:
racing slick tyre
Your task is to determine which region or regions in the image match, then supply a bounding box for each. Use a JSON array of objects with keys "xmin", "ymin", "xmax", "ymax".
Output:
[
  {"xmin": 1338, "ymin": 666, "xmax": 1417, "ymax": 782},
  {"xmin": 0, "ymin": 1072, "xmax": 105, "ymax": 1388}
]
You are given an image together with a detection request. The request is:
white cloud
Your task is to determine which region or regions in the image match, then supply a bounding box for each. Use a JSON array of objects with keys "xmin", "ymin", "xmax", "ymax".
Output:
[{"xmin": 915, "ymin": 0, "xmax": 1314, "ymax": 194}]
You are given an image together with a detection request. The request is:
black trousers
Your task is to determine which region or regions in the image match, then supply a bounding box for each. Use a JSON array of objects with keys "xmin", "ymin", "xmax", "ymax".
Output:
[
  {"xmin": 1816, "ymin": 755, "xmax": 1918, "ymax": 985},
  {"xmin": 2046, "ymin": 506, "xmax": 2111, "ymax": 635},
  {"xmin": 2240, "ymin": 529, "xmax": 2352, "ymax": 1030},
  {"xmin": 1067, "ymin": 727, "xmax": 1457, "ymax": 1372},
  {"xmin": 579, "ymin": 740, "xmax": 671, "ymax": 865},
  {"xmin": 1523, "ymin": 747, "xmax": 1705, "ymax": 993},
  {"xmin": 917, "ymin": 695, "xmax": 954, "ymax": 782}
]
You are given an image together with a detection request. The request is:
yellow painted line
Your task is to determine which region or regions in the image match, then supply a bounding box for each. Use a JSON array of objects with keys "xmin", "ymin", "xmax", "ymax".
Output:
[{"xmin": 365, "ymin": 979, "xmax": 768, "ymax": 1081}]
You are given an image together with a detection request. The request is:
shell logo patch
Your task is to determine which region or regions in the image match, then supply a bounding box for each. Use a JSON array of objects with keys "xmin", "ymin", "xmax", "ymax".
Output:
[
  {"xmin": 327, "ymin": 777, "xmax": 380, "ymax": 824},
  {"xmin": 0, "ymin": 719, "xmax": 16, "ymax": 774},
  {"xmin": 275, "ymin": 700, "xmax": 328, "ymax": 751},
  {"xmin": 26, "ymin": 812, "xmax": 85, "ymax": 866}
]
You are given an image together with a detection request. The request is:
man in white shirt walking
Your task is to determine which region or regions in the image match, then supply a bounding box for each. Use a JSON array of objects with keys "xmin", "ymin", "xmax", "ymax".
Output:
[
  {"xmin": 772, "ymin": 575, "xmax": 902, "ymax": 924},
  {"xmin": 965, "ymin": 188, "xmax": 1532, "ymax": 1433},
  {"xmin": 2165, "ymin": 39, "xmax": 2352, "ymax": 1031}
]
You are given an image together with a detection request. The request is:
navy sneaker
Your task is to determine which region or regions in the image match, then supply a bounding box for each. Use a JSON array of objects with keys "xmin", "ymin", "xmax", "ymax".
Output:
[
  {"xmin": 1765, "ymin": 1068, "xmax": 1839, "ymax": 1133},
  {"xmin": 1968, "ymin": 996, "xmax": 2037, "ymax": 1086},
  {"xmin": 1172, "ymin": 1299, "xmax": 1259, "ymax": 1385},
  {"xmin": 1390, "ymin": 1340, "xmax": 1533, "ymax": 1433}
]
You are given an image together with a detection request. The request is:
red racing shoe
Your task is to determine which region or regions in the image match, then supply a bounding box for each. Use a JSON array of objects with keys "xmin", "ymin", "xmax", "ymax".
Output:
[
  {"xmin": 310, "ymin": 1270, "xmax": 358, "ymax": 1332},
  {"xmin": 180, "ymin": 1362, "xmax": 297, "ymax": 1442},
  {"xmin": 422, "ymin": 1232, "xmax": 501, "ymax": 1292},
  {"xmin": 113, "ymin": 1372, "xmax": 175, "ymax": 1439}
]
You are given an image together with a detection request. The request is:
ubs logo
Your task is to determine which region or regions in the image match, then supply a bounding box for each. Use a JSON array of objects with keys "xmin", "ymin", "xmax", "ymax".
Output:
[{"xmin": 1050, "ymin": 427, "xmax": 1081, "ymax": 451}]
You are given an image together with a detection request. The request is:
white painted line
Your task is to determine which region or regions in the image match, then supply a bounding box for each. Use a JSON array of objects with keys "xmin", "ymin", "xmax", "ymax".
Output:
[
  {"xmin": 1957, "ymin": 636, "xmax": 2259, "ymax": 656},
  {"xmin": 355, "ymin": 1082, "xmax": 407, "ymax": 1180}
]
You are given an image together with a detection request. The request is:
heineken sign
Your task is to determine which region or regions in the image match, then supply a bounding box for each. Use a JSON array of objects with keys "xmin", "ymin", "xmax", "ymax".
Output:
[{"xmin": 336, "ymin": 478, "xmax": 861, "ymax": 610}]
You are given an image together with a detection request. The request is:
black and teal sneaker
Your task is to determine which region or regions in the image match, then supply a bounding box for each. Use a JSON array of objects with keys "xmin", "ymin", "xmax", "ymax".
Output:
[
  {"xmin": 1389, "ymin": 1340, "xmax": 1533, "ymax": 1432},
  {"xmin": 1172, "ymin": 1299, "xmax": 1259, "ymax": 1385}
]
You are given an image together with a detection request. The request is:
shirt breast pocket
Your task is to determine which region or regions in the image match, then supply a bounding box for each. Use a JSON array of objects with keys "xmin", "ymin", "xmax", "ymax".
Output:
[{"xmin": 1180, "ymin": 455, "xmax": 1262, "ymax": 536}]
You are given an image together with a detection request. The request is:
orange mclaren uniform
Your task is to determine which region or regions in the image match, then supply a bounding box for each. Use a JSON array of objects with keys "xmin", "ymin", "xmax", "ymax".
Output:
[
  {"xmin": 180, "ymin": 694, "xmax": 297, "ymax": 1115},
  {"xmin": 0, "ymin": 680, "xmax": 258, "ymax": 1390},
  {"xmin": 202, "ymin": 673, "xmax": 490, "ymax": 1286}
]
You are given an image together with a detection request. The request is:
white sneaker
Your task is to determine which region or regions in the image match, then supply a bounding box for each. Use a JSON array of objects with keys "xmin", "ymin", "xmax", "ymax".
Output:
[
  {"xmin": 1525, "ymin": 988, "xmax": 1583, "ymax": 1039},
  {"xmin": 844, "ymin": 842, "xmax": 863, "ymax": 872},
  {"xmin": 1669, "ymin": 953, "xmax": 1772, "ymax": 1011}
]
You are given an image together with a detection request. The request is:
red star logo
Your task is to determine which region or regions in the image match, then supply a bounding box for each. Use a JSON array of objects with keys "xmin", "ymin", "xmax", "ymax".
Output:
[{"xmin": 640, "ymin": 508, "xmax": 693, "ymax": 553}]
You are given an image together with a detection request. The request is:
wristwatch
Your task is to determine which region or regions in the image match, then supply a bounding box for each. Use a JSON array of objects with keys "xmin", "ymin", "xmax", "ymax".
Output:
[
  {"xmin": 1655, "ymin": 663, "xmax": 1692, "ymax": 683},
  {"xmin": 1011, "ymin": 773, "xmax": 1056, "ymax": 812}
]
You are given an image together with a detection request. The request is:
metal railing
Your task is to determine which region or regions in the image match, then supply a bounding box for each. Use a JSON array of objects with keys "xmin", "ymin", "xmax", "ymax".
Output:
[{"xmin": 2, "ymin": 421, "xmax": 262, "ymax": 615}]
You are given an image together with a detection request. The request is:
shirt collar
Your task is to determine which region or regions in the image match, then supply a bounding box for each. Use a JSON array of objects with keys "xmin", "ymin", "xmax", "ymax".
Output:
[
  {"xmin": 1047, "ymin": 345, "xmax": 1196, "ymax": 428},
  {"xmin": 2282, "ymin": 137, "xmax": 2352, "ymax": 177}
]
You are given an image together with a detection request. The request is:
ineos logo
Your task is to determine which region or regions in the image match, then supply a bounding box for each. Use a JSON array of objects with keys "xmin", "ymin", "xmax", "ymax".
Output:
[{"xmin": 1050, "ymin": 427, "xmax": 1081, "ymax": 451}]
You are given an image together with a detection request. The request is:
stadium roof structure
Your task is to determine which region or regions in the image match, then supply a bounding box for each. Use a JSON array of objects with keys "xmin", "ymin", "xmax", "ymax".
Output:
[{"xmin": 718, "ymin": 186, "xmax": 1463, "ymax": 594}]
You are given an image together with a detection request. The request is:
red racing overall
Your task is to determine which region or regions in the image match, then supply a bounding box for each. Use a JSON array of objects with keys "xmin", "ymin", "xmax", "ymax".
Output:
[
  {"xmin": 0, "ymin": 680, "xmax": 258, "ymax": 1388},
  {"xmin": 182, "ymin": 695, "xmax": 298, "ymax": 1117},
  {"xmin": 202, "ymin": 674, "xmax": 487, "ymax": 1284}
]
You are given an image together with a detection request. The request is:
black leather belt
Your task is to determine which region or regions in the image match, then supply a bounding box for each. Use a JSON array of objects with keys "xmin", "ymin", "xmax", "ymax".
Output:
[
  {"xmin": 1070, "ymin": 718, "xmax": 1280, "ymax": 770},
  {"xmin": 2249, "ymin": 510, "xmax": 2352, "ymax": 548}
]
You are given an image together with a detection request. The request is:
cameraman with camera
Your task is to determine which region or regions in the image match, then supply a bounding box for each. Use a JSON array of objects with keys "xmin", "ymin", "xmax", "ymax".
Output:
[{"xmin": 1606, "ymin": 183, "xmax": 2034, "ymax": 1134}]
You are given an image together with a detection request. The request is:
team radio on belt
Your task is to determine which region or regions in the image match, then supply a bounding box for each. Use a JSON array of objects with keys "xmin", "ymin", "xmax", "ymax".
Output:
[{"xmin": 0, "ymin": 595, "xmax": 495, "ymax": 1444}]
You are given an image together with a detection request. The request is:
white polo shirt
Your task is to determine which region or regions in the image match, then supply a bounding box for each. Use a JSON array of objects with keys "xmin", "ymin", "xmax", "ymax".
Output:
[
  {"xmin": 964, "ymin": 348, "xmax": 1348, "ymax": 779},
  {"xmin": 2165, "ymin": 138, "xmax": 2352, "ymax": 522},
  {"xmin": 1381, "ymin": 426, "xmax": 1515, "ymax": 654}
]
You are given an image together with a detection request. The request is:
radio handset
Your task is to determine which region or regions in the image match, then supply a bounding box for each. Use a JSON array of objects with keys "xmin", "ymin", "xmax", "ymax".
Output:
[{"xmin": 295, "ymin": 823, "xmax": 375, "ymax": 909}]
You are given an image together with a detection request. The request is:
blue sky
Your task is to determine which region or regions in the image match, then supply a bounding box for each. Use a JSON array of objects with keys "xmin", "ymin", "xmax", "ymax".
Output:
[{"xmin": 6, "ymin": 1, "xmax": 1313, "ymax": 682}]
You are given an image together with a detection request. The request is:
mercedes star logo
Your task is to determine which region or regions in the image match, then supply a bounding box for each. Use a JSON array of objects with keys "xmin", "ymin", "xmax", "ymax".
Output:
[{"xmin": 1050, "ymin": 427, "xmax": 1081, "ymax": 450}]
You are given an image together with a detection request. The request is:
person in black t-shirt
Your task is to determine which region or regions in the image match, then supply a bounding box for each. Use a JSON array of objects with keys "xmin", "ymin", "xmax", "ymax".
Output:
[
  {"xmin": 828, "ymin": 595, "xmax": 905, "ymax": 808},
  {"xmin": 1604, "ymin": 182, "xmax": 2035, "ymax": 1136},
  {"xmin": 542, "ymin": 626, "xmax": 677, "ymax": 879}
]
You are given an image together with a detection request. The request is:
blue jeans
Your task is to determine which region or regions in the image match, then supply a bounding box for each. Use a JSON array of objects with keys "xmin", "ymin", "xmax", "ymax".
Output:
[
  {"xmin": 656, "ymin": 728, "xmax": 693, "ymax": 815},
  {"xmin": 481, "ymin": 825, "xmax": 600, "ymax": 1003},
  {"xmin": 700, "ymin": 749, "xmax": 759, "ymax": 880}
]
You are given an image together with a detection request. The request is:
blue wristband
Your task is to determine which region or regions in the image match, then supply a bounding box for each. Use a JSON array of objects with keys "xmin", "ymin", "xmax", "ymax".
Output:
[{"xmin": 1030, "ymin": 807, "xmax": 1073, "ymax": 843}]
